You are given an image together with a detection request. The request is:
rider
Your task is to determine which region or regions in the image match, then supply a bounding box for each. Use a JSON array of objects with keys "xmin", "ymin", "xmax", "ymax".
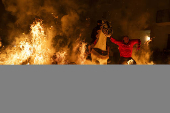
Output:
[
  {"xmin": 108, "ymin": 36, "xmax": 141, "ymax": 64},
  {"xmin": 91, "ymin": 20, "xmax": 103, "ymax": 44},
  {"xmin": 92, "ymin": 22, "xmax": 110, "ymax": 57},
  {"xmin": 87, "ymin": 20, "xmax": 103, "ymax": 55}
]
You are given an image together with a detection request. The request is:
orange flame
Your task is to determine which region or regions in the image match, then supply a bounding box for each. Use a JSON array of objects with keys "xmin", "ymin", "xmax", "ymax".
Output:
[
  {"xmin": 55, "ymin": 51, "xmax": 68, "ymax": 64},
  {"xmin": 30, "ymin": 20, "xmax": 52, "ymax": 64},
  {"xmin": 0, "ymin": 19, "xmax": 54, "ymax": 65},
  {"xmin": 77, "ymin": 42, "xmax": 87, "ymax": 64},
  {"xmin": 132, "ymin": 36, "xmax": 155, "ymax": 65}
]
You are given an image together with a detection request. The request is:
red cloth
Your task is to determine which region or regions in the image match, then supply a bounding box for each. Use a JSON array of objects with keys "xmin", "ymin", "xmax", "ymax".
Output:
[
  {"xmin": 109, "ymin": 37, "xmax": 141, "ymax": 58},
  {"xmin": 93, "ymin": 39, "xmax": 98, "ymax": 45}
]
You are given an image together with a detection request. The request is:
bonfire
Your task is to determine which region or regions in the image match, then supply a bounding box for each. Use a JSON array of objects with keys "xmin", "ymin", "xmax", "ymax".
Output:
[{"xmin": 0, "ymin": 19, "xmax": 54, "ymax": 65}]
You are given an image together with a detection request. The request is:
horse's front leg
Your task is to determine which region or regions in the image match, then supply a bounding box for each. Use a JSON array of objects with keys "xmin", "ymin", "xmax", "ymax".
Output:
[
  {"xmin": 99, "ymin": 59, "xmax": 108, "ymax": 65},
  {"xmin": 91, "ymin": 53, "xmax": 99, "ymax": 65}
]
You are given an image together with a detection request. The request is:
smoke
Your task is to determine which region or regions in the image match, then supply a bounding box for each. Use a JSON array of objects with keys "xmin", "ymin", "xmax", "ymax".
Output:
[
  {"xmin": 61, "ymin": 11, "xmax": 79, "ymax": 36},
  {"xmin": 132, "ymin": 44, "xmax": 153, "ymax": 64},
  {"xmin": 2, "ymin": 0, "xmax": 170, "ymax": 37}
]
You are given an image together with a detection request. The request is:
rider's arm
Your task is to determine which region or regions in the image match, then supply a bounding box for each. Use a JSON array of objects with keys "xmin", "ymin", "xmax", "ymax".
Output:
[{"xmin": 109, "ymin": 36, "xmax": 122, "ymax": 45}]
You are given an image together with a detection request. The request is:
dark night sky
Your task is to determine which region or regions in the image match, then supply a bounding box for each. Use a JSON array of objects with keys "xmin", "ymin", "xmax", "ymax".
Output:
[{"xmin": 0, "ymin": 0, "xmax": 170, "ymax": 45}]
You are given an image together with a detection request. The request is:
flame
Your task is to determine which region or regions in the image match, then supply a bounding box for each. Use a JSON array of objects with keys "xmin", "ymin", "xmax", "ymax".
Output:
[
  {"xmin": 0, "ymin": 42, "xmax": 2, "ymax": 47},
  {"xmin": 0, "ymin": 37, "xmax": 32, "ymax": 65},
  {"xmin": 73, "ymin": 39, "xmax": 81, "ymax": 52},
  {"xmin": 0, "ymin": 19, "xmax": 54, "ymax": 65},
  {"xmin": 147, "ymin": 61, "xmax": 154, "ymax": 65},
  {"xmin": 30, "ymin": 20, "xmax": 52, "ymax": 64},
  {"xmin": 132, "ymin": 36, "xmax": 155, "ymax": 65},
  {"xmin": 55, "ymin": 51, "xmax": 67, "ymax": 64},
  {"xmin": 0, "ymin": 20, "xmax": 157, "ymax": 65},
  {"xmin": 77, "ymin": 42, "xmax": 87, "ymax": 64}
]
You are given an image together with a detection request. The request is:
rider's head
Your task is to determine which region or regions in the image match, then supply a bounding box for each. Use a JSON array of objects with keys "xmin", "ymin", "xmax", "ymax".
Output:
[
  {"xmin": 123, "ymin": 36, "xmax": 129, "ymax": 44},
  {"xmin": 97, "ymin": 20, "xmax": 102, "ymax": 26}
]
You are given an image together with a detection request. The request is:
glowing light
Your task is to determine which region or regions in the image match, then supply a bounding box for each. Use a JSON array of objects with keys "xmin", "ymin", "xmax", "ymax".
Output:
[
  {"xmin": 144, "ymin": 36, "xmax": 152, "ymax": 45},
  {"xmin": 146, "ymin": 36, "xmax": 150, "ymax": 41},
  {"xmin": 127, "ymin": 59, "xmax": 134, "ymax": 65}
]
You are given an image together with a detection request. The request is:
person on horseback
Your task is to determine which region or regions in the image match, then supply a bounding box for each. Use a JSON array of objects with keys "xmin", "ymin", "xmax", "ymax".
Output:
[
  {"xmin": 91, "ymin": 20, "xmax": 103, "ymax": 44},
  {"xmin": 87, "ymin": 20, "xmax": 103, "ymax": 53},
  {"xmin": 109, "ymin": 36, "xmax": 141, "ymax": 64},
  {"xmin": 89, "ymin": 20, "xmax": 113, "ymax": 64},
  {"xmin": 88, "ymin": 20, "xmax": 111, "ymax": 52}
]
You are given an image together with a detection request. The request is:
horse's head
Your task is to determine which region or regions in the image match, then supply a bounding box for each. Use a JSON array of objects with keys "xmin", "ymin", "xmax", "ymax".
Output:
[{"xmin": 101, "ymin": 20, "xmax": 113, "ymax": 37}]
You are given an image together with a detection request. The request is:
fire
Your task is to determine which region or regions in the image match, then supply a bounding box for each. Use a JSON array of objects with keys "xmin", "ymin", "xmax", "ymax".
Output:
[
  {"xmin": 132, "ymin": 36, "xmax": 155, "ymax": 65},
  {"xmin": 0, "ymin": 19, "xmax": 54, "ymax": 65},
  {"xmin": 55, "ymin": 51, "xmax": 68, "ymax": 64},
  {"xmin": 77, "ymin": 42, "xmax": 87, "ymax": 64},
  {"xmin": 147, "ymin": 61, "xmax": 154, "ymax": 65},
  {"xmin": 0, "ymin": 37, "xmax": 32, "ymax": 65},
  {"xmin": 73, "ymin": 38, "xmax": 81, "ymax": 52},
  {"xmin": 70, "ymin": 38, "xmax": 88, "ymax": 65},
  {"xmin": 30, "ymin": 20, "xmax": 52, "ymax": 64},
  {"xmin": 0, "ymin": 20, "xmax": 157, "ymax": 65}
]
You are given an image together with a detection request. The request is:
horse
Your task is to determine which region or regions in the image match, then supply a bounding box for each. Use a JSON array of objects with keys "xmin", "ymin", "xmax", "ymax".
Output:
[{"xmin": 90, "ymin": 20, "xmax": 113, "ymax": 64}]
